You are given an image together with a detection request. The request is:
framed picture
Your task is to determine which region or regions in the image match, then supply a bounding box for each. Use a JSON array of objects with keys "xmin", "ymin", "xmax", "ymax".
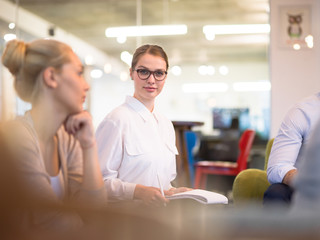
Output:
[{"xmin": 278, "ymin": 5, "xmax": 312, "ymax": 49}]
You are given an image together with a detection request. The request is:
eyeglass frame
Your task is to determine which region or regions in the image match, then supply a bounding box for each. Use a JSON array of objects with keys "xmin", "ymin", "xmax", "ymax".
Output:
[{"xmin": 133, "ymin": 68, "xmax": 168, "ymax": 81}]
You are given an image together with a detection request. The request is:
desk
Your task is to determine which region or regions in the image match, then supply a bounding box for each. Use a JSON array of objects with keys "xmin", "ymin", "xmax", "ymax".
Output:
[{"xmin": 172, "ymin": 121, "xmax": 204, "ymax": 187}]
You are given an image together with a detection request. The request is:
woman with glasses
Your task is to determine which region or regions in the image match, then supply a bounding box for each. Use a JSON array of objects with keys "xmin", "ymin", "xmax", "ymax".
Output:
[{"xmin": 96, "ymin": 44, "xmax": 190, "ymax": 206}]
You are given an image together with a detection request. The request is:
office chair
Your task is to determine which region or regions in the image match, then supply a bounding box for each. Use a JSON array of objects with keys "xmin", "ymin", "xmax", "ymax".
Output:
[
  {"xmin": 193, "ymin": 129, "xmax": 255, "ymax": 189},
  {"xmin": 184, "ymin": 130, "xmax": 200, "ymax": 186},
  {"xmin": 232, "ymin": 138, "xmax": 273, "ymax": 206}
]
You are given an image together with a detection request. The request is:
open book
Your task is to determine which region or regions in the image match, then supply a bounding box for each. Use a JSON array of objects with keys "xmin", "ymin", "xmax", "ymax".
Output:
[{"xmin": 166, "ymin": 189, "xmax": 228, "ymax": 205}]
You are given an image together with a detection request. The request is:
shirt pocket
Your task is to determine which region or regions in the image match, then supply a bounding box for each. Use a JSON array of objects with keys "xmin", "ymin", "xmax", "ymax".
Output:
[
  {"xmin": 123, "ymin": 137, "xmax": 154, "ymax": 170},
  {"xmin": 124, "ymin": 137, "xmax": 153, "ymax": 156}
]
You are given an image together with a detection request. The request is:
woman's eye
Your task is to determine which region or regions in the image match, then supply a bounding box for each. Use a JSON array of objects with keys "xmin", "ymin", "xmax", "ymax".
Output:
[
  {"xmin": 155, "ymin": 71, "xmax": 164, "ymax": 77},
  {"xmin": 139, "ymin": 69, "xmax": 149, "ymax": 75}
]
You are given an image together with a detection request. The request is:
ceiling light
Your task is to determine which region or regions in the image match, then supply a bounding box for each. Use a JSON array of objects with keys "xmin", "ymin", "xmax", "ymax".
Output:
[
  {"xmin": 105, "ymin": 24, "xmax": 187, "ymax": 38},
  {"xmin": 85, "ymin": 55, "xmax": 94, "ymax": 65},
  {"xmin": 171, "ymin": 66, "xmax": 182, "ymax": 76},
  {"xmin": 305, "ymin": 35, "xmax": 313, "ymax": 48},
  {"xmin": 198, "ymin": 65, "xmax": 208, "ymax": 75},
  {"xmin": 90, "ymin": 69, "xmax": 103, "ymax": 79},
  {"xmin": 233, "ymin": 81, "xmax": 271, "ymax": 92},
  {"xmin": 293, "ymin": 44, "xmax": 301, "ymax": 50},
  {"xmin": 4, "ymin": 33, "xmax": 16, "ymax": 41},
  {"xmin": 219, "ymin": 66, "xmax": 229, "ymax": 76},
  {"xmin": 8, "ymin": 22, "xmax": 15, "ymax": 29},
  {"xmin": 203, "ymin": 24, "xmax": 270, "ymax": 39},
  {"xmin": 182, "ymin": 83, "xmax": 228, "ymax": 93}
]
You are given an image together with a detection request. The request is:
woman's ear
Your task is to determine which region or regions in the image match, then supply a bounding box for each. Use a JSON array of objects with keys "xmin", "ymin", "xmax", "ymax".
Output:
[
  {"xmin": 42, "ymin": 67, "xmax": 58, "ymax": 88},
  {"xmin": 129, "ymin": 68, "xmax": 133, "ymax": 80}
]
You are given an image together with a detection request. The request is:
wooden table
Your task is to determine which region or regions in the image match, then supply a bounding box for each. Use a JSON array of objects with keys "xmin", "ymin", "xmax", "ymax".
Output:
[{"xmin": 172, "ymin": 121, "xmax": 204, "ymax": 187}]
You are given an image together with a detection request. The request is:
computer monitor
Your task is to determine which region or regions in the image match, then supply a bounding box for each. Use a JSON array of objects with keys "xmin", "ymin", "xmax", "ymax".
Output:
[
  {"xmin": 212, "ymin": 107, "xmax": 270, "ymax": 143},
  {"xmin": 212, "ymin": 108, "xmax": 250, "ymax": 132}
]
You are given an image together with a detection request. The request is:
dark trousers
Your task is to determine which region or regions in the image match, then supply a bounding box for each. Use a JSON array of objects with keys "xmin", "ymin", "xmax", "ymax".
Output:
[{"xmin": 263, "ymin": 183, "xmax": 294, "ymax": 206}]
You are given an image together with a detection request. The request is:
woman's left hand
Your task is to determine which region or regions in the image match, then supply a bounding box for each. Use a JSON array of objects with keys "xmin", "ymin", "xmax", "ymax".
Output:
[
  {"xmin": 166, "ymin": 187, "xmax": 193, "ymax": 196},
  {"xmin": 64, "ymin": 111, "xmax": 95, "ymax": 149}
]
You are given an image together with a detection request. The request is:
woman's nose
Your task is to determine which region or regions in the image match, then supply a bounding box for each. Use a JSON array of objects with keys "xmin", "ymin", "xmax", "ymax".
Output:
[
  {"xmin": 146, "ymin": 74, "xmax": 156, "ymax": 84},
  {"xmin": 84, "ymin": 79, "xmax": 90, "ymax": 91}
]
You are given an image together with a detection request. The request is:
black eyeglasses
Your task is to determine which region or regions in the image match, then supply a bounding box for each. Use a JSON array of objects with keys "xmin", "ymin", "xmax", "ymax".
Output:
[{"xmin": 134, "ymin": 69, "xmax": 167, "ymax": 81}]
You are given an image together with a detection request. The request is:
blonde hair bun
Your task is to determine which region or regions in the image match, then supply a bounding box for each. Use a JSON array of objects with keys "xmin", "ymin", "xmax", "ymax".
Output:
[{"xmin": 2, "ymin": 39, "xmax": 27, "ymax": 75}]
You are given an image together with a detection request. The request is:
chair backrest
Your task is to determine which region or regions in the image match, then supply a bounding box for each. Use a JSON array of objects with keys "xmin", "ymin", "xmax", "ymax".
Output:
[
  {"xmin": 264, "ymin": 138, "xmax": 274, "ymax": 171},
  {"xmin": 184, "ymin": 131, "xmax": 200, "ymax": 183},
  {"xmin": 236, "ymin": 129, "xmax": 256, "ymax": 172}
]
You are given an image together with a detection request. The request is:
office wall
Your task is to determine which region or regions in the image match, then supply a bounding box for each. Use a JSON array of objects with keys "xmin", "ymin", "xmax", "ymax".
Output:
[{"xmin": 270, "ymin": 0, "xmax": 320, "ymax": 137}]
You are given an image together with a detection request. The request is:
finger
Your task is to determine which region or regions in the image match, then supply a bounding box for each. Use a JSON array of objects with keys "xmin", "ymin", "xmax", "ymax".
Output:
[
  {"xmin": 164, "ymin": 189, "xmax": 173, "ymax": 196},
  {"xmin": 65, "ymin": 116, "xmax": 75, "ymax": 134},
  {"xmin": 65, "ymin": 112, "xmax": 88, "ymax": 134}
]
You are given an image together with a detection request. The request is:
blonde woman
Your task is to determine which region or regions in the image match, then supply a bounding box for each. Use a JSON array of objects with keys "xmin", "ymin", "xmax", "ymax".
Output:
[{"xmin": 1, "ymin": 39, "xmax": 106, "ymax": 228}]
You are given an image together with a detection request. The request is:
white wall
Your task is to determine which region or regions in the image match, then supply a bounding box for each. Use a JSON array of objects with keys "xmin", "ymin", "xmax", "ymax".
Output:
[{"xmin": 270, "ymin": 0, "xmax": 320, "ymax": 137}]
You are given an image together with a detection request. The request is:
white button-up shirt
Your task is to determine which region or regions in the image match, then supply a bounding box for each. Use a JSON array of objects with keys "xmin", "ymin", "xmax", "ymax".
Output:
[
  {"xmin": 267, "ymin": 93, "xmax": 320, "ymax": 184},
  {"xmin": 96, "ymin": 96, "xmax": 178, "ymax": 201}
]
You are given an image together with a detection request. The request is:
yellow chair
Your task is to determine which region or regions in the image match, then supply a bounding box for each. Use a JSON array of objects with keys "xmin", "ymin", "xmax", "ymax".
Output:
[{"xmin": 232, "ymin": 138, "xmax": 274, "ymax": 206}]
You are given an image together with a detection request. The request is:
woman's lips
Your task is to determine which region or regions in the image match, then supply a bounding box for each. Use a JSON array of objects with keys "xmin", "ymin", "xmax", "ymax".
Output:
[{"xmin": 144, "ymin": 87, "xmax": 156, "ymax": 92}]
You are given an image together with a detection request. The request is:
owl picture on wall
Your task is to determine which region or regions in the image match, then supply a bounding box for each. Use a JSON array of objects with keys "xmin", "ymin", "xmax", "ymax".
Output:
[
  {"xmin": 287, "ymin": 14, "xmax": 303, "ymax": 39},
  {"xmin": 279, "ymin": 6, "xmax": 311, "ymax": 49}
]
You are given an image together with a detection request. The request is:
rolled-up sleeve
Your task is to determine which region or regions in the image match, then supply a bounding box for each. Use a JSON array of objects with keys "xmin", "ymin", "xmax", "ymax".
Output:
[{"xmin": 267, "ymin": 107, "xmax": 310, "ymax": 184}]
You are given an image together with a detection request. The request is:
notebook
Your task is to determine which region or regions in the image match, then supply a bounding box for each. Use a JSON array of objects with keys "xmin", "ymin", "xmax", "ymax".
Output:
[{"xmin": 166, "ymin": 189, "xmax": 228, "ymax": 204}]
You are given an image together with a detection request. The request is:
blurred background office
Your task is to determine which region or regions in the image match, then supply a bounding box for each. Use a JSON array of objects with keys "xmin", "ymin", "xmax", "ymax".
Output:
[
  {"xmin": 0, "ymin": 0, "xmax": 270, "ymax": 139},
  {"xmin": 1, "ymin": 0, "xmax": 319, "ymax": 191}
]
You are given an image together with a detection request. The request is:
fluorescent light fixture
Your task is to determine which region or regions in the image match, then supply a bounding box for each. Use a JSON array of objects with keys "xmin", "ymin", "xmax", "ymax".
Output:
[
  {"xmin": 182, "ymin": 83, "xmax": 228, "ymax": 93},
  {"xmin": 4, "ymin": 33, "xmax": 16, "ymax": 41},
  {"xmin": 105, "ymin": 24, "xmax": 187, "ymax": 38},
  {"xmin": 233, "ymin": 81, "xmax": 271, "ymax": 92},
  {"xmin": 203, "ymin": 24, "xmax": 270, "ymax": 39}
]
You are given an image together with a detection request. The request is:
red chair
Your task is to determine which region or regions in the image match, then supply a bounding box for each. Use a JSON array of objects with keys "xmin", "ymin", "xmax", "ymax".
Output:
[{"xmin": 193, "ymin": 129, "xmax": 255, "ymax": 189}]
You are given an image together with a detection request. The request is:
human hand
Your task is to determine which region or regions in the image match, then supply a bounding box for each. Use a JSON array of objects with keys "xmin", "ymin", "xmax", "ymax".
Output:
[
  {"xmin": 166, "ymin": 187, "xmax": 193, "ymax": 196},
  {"xmin": 282, "ymin": 169, "xmax": 298, "ymax": 186},
  {"xmin": 134, "ymin": 184, "xmax": 169, "ymax": 207},
  {"xmin": 64, "ymin": 111, "xmax": 95, "ymax": 149}
]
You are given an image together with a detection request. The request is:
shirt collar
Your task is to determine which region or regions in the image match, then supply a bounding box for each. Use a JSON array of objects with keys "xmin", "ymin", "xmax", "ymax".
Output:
[{"xmin": 125, "ymin": 95, "xmax": 159, "ymax": 122}]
